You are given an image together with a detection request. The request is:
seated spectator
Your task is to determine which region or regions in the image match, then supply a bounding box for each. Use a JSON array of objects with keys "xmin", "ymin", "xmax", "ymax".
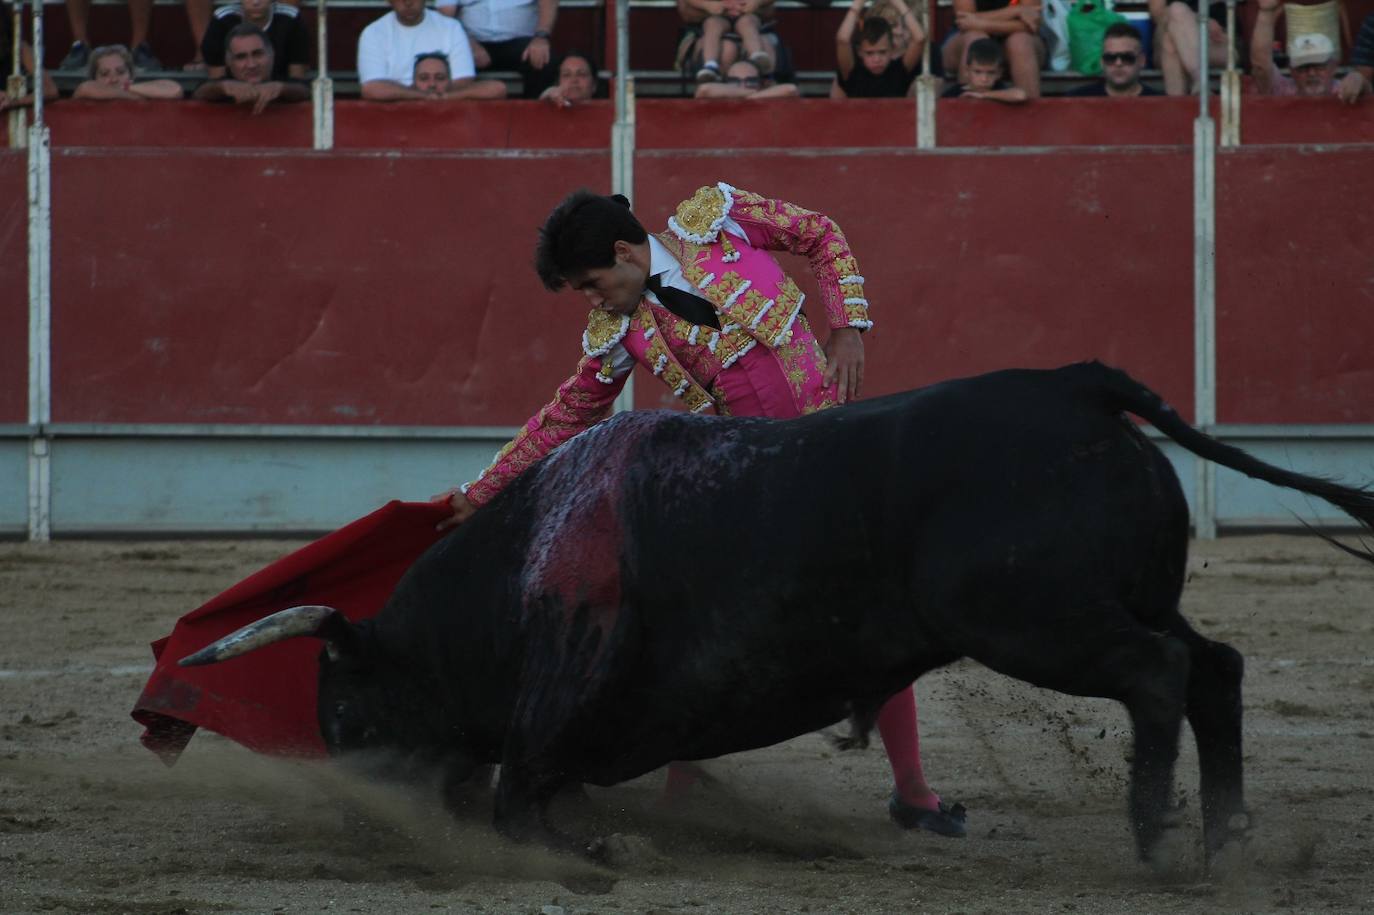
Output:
[
  {"xmin": 832, "ymin": 0, "xmax": 925, "ymax": 98},
  {"xmin": 1251, "ymin": 0, "xmax": 1369, "ymax": 102},
  {"xmin": 677, "ymin": 0, "xmax": 778, "ymax": 83},
  {"xmin": 1066, "ymin": 22, "xmax": 1162, "ymax": 96},
  {"xmin": 539, "ymin": 51, "xmax": 605, "ymax": 106},
  {"xmin": 359, "ymin": 0, "xmax": 506, "ymax": 101},
  {"xmin": 943, "ymin": 0, "xmax": 1044, "ymax": 98},
  {"xmin": 941, "ymin": 36, "xmax": 1027, "ymax": 102},
  {"xmin": 1150, "ymin": 0, "xmax": 1230, "ymax": 96},
  {"xmin": 73, "ymin": 44, "xmax": 184, "ymax": 99},
  {"xmin": 1, "ymin": 1, "xmax": 59, "ymax": 111},
  {"xmin": 437, "ymin": 0, "xmax": 557, "ymax": 99},
  {"xmin": 193, "ymin": 23, "xmax": 309, "ymax": 114},
  {"xmin": 202, "ymin": 0, "xmax": 309, "ymax": 82},
  {"xmin": 56, "ymin": 0, "xmax": 161, "ymax": 72},
  {"xmin": 1356, "ymin": 12, "xmax": 1374, "ymax": 87},
  {"xmin": 694, "ymin": 58, "xmax": 799, "ymax": 98}
]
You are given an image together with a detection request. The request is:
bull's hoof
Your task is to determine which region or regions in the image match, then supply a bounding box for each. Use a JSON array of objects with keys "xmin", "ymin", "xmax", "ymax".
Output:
[
  {"xmin": 587, "ymin": 832, "xmax": 664, "ymax": 868},
  {"xmin": 889, "ymin": 795, "xmax": 967, "ymax": 838}
]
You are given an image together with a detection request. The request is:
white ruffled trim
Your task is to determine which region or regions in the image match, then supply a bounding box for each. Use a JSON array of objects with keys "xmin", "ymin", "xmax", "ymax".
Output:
[
  {"xmin": 723, "ymin": 280, "xmax": 752, "ymax": 312},
  {"xmin": 699, "ymin": 273, "xmax": 715, "ymax": 287},
  {"xmin": 687, "ymin": 326, "xmax": 700, "ymax": 345},
  {"xmin": 643, "ymin": 326, "xmax": 656, "ymax": 340},
  {"xmin": 666, "ymin": 182, "xmax": 737, "ymax": 244},
  {"xmin": 653, "ymin": 353, "xmax": 668, "ymax": 376},
  {"xmin": 722, "ymin": 249, "xmax": 741, "ymax": 263},
  {"xmin": 690, "ymin": 400, "xmax": 712, "ymax": 413},
  {"xmin": 771, "ymin": 299, "xmax": 804, "ymax": 346},
  {"xmin": 582, "ymin": 314, "xmax": 630, "ymax": 357},
  {"xmin": 706, "ymin": 331, "xmax": 720, "ymax": 353},
  {"xmin": 460, "ymin": 481, "xmax": 473, "ymax": 493},
  {"xmin": 748, "ymin": 297, "xmax": 773, "ymax": 331},
  {"xmin": 673, "ymin": 379, "xmax": 690, "ymax": 397},
  {"xmin": 593, "ymin": 370, "xmax": 616, "ymax": 384},
  {"xmin": 720, "ymin": 338, "xmax": 757, "ymax": 369},
  {"xmin": 849, "ymin": 318, "xmax": 875, "ymax": 330},
  {"xmin": 839, "ymin": 275, "xmax": 865, "ymax": 285},
  {"xmin": 844, "ymin": 297, "xmax": 869, "ymax": 307},
  {"xmin": 721, "ymin": 322, "xmax": 741, "ymax": 334}
]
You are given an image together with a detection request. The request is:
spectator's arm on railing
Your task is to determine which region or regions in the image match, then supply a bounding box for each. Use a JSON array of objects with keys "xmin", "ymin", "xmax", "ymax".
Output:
[
  {"xmin": 74, "ymin": 79, "xmax": 184, "ymax": 100},
  {"xmin": 1249, "ymin": 0, "xmax": 1279, "ymax": 94}
]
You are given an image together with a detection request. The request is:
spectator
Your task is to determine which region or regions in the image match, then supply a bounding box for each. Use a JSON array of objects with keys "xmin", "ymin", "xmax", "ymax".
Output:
[
  {"xmin": 56, "ymin": 0, "xmax": 161, "ymax": 73},
  {"xmin": 184, "ymin": 0, "xmax": 211, "ymax": 71},
  {"xmin": 677, "ymin": 0, "xmax": 778, "ymax": 83},
  {"xmin": 202, "ymin": 0, "xmax": 309, "ymax": 82},
  {"xmin": 1, "ymin": 1, "xmax": 58, "ymax": 111},
  {"xmin": 73, "ymin": 44, "xmax": 183, "ymax": 99},
  {"xmin": 1066, "ymin": 22, "xmax": 1162, "ymax": 95},
  {"xmin": 1251, "ymin": 0, "xmax": 1369, "ymax": 102},
  {"xmin": 539, "ymin": 51, "xmax": 604, "ymax": 106},
  {"xmin": 437, "ymin": 0, "xmax": 557, "ymax": 98},
  {"xmin": 941, "ymin": 35, "xmax": 1027, "ymax": 101},
  {"xmin": 193, "ymin": 22, "xmax": 308, "ymax": 114},
  {"xmin": 1150, "ymin": 0, "xmax": 1230, "ymax": 96},
  {"xmin": 833, "ymin": 0, "xmax": 925, "ymax": 98},
  {"xmin": 358, "ymin": 0, "xmax": 506, "ymax": 101},
  {"xmin": 943, "ymin": 0, "xmax": 1044, "ymax": 98},
  {"xmin": 1356, "ymin": 12, "xmax": 1374, "ymax": 86},
  {"xmin": 694, "ymin": 57, "xmax": 799, "ymax": 97}
]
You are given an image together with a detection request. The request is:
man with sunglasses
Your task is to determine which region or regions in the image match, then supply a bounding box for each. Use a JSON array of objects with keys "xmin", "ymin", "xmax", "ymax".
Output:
[
  {"xmin": 1250, "ymin": 0, "xmax": 1369, "ymax": 103},
  {"xmin": 1066, "ymin": 23, "xmax": 1161, "ymax": 96},
  {"xmin": 693, "ymin": 58, "xmax": 799, "ymax": 98}
]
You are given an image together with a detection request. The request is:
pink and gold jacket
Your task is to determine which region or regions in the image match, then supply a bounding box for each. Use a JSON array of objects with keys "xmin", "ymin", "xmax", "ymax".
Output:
[{"xmin": 463, "ymin": 182, "xmax": 873, "ymax": 507}]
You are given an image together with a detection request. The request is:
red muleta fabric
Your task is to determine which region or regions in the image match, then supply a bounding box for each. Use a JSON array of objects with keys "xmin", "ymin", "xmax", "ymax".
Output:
[{"xmin": 131, "ymin": 500, "xmax": 449, "ymax": 765}]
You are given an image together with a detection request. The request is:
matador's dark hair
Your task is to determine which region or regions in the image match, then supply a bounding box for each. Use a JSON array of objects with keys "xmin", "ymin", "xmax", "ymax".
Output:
[{"xmin": 534, "ymin": 190, "xmax": 648, "ymax": 291}]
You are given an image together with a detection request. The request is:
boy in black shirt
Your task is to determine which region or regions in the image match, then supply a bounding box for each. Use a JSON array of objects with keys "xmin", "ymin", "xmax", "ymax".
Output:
[
  {"xmin": 941, "ymin": 36, "xmax": 1026, "ymax": 102},
  {"xmin": 832, "ymin": 0, "xmax": 924, "ymax": 98}
]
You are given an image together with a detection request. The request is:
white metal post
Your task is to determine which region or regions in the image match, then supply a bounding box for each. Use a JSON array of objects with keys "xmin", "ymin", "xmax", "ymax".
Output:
[
  {"xmin": 610, "ymin": 0, "xmax": 635, "ymax": 415},
  {"xmin": 27, "ymin": 0, "xmax": 51, "ymax": 541},
  {"xmin": 312, "ymin": 0, "xmax": 333, "ymax": 149},
  {"xmin": 6, "ymin": 2, "xmax": 26, "ymax": 148},
  {"xmin": 1192, "ymin": 11, "xmax": 1217, "ymax": 539},
  {"xmin": 915, "ymin": 0, "xmax": 936, "ymax": 148}
]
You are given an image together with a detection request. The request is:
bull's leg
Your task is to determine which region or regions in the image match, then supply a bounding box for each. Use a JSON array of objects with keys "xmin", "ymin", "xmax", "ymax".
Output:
[
  {"xmin": 957, "ymin": 605, "xmax": 1191, "ymax": 862},
  {"xmin": 1175, "ymin": 626, "xmax": 1247, "ymax": 861}
]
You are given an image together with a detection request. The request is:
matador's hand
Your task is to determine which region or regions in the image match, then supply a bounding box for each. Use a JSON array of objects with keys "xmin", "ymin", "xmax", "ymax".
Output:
[
  {"xmin": 824, "ymin": 327, "xmax": 865, "ymax": 405},
  {"xmin": 432, "ymin": 487, "xmax": 477, "ymax": 531}
]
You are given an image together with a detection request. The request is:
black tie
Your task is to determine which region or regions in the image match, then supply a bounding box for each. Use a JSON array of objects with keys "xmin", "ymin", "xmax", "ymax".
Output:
[{"xmin": 646, "ymin": 276, "xmax": 720, "ymax": 329}]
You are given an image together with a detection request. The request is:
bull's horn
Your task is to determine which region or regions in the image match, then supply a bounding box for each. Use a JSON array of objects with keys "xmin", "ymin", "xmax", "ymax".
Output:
[{"xmin": 178, "ymin": 604, "xmax": 344, "ymax": 667}]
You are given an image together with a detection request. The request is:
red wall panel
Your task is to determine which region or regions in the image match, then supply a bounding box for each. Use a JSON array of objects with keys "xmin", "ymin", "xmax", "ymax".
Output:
[
  {"xmin": 0, "ymin": 152, "xmax": 26, "ymax": 424},
  {"xmin": 937, "ymin": 97, "xmax": 1203, "ymax": 148},
  {"xmin": 1238, "ymin": 97, "xmax": 1374, "ymax": 146},
  {"xmin": 334, "ymin": 100, "xmax": 616, "ymax": 149},
  {"xmin": 1216, "ymin": 147, "xmax": 1374, "ymax": 424},
  {"xmin": 633, "ymin": 149, "xmax": 1196, "ymax": 416},
  {"xmin": 49, "ymin": 149, "xmax": 609, "ymax": 426},
  {"xmin": 47, "ymin": 100, "xmax": 312, "ymax": 149}
]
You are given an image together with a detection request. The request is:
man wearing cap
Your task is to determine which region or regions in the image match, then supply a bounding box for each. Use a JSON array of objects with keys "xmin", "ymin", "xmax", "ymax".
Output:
[{"xmin": 1250, "ymin": 0, "xmax": 1369, "ymax": 102}]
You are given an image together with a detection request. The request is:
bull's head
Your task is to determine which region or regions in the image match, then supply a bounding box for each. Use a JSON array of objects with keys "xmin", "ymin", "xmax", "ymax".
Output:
[{"xmin": 178, "ymin": 605, "xmax": 418, "ymax": 756}]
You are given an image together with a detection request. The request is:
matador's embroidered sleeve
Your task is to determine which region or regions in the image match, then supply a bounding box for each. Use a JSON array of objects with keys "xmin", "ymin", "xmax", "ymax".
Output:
[
  {"xmin": 462, "ymin": 351, "xmax": 628, "ymax": 508},
  {"xmin": 727, "ymin": 186, "xmax": 873, "ymax": 332}
]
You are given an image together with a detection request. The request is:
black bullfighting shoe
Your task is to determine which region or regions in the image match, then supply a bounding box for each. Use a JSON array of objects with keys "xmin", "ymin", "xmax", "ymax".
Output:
[{"xmin": 889, "ymin": 793, "xmax": 968, "ymax": 838}]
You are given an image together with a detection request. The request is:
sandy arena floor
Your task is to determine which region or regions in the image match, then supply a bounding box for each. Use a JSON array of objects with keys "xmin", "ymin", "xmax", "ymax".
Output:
[{"xmin": 2, "ymin": 534, "xmax": 1372, "ymax": 914}]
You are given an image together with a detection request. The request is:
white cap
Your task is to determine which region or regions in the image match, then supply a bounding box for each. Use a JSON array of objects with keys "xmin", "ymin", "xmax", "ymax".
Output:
[{"xmin": 1289, "ymin": 32, "xmax": 1335, "ymax": 67}]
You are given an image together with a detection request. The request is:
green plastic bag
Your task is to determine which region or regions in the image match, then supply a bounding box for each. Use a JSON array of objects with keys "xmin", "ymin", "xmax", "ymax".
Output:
[{"xmin": 1067, "ymin": 0, "xmax": 1127, "ymax": 75}]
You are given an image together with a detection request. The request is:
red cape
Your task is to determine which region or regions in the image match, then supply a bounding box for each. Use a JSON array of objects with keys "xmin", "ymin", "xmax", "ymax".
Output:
[{"xmin": 131, "ymin": 500, "xmax": 449, "ymax": 764}]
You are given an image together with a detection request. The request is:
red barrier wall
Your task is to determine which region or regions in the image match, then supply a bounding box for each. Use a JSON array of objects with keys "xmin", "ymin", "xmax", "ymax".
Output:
[
  {"xmin": 334, "ymin": 100, "xmax": 616, "ymax": 149},
  {"xmin": 1217, "ymin": 146, "xmax": 1374, "ymax": 424},
  {"xmin": 49, "ymin": 149, "xmax": 608, "ymax": 426},
  {"xmin": 47, "ymin": 100, "xmax": 313, "ymax": 149},
  {"xmin": 0, "ymin": 152, "xmax": 26, "ymax": 424},
  {"xmin": 634, "ymin": 149, "xmax": 1196, "ymax": 414},
  {"xmin": 1239, "ymin": 97, "xmax": 1374, "ymax": 146}
]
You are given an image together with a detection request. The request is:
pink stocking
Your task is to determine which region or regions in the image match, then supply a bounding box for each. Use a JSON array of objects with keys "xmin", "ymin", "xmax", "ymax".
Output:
[{"xmin": 877, "ymin": 685, "xmax": 940, "ymax": 811}]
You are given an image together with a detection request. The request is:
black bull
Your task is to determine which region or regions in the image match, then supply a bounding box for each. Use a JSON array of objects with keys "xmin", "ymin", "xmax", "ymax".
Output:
[{"xmin": 182, "ymin": 362, "xmax": 1374, "ymax": 862}]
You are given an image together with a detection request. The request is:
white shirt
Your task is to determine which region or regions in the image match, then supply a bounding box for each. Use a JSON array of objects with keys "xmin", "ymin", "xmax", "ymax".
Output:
[
  {"xmin": 646, "ymin": 217, "xmax": 748, "ymax": 298},
  {"xmin": 357, "ymin": 9, "xmax": 476, "ymax": 85},
  {"xmin": 438, "ymin": 0, "xmax": 539, "ymax": 44}
]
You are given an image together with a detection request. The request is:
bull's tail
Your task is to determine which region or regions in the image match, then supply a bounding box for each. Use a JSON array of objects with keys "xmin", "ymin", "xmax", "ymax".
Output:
[{"xmin": 1078, "ymin": 361, "xmax": 1374, "ymax": 562}]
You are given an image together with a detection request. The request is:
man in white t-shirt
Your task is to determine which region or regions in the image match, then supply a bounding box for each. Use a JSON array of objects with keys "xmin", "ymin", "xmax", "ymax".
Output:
[
  {"xmin": 358, "ymin": 0, "xmax": 506, "ymax": 100},
  {"xmin": 436, "ymin": 0, "xmax": 558, "ymax": 98}
]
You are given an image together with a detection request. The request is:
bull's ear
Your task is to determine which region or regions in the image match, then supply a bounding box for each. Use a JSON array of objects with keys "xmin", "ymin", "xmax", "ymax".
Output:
[{"xmin": 179, "ymin": 605, "xmax": 358, "ymax": 667}]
